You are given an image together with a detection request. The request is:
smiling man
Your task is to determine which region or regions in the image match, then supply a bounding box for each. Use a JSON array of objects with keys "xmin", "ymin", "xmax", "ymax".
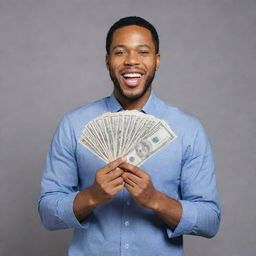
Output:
[
  {"xmin": 107, "ymin": 24, "xmax": 160, "ymax": 109},
  {"xmin": 38, "ymin": 17, "xmax": 221, "ymax": 256}
]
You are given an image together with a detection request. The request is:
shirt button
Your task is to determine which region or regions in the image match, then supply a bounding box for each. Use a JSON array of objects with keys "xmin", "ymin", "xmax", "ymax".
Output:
[
  {"xmin": 124, "ymin": 243, "xmax": 129, "ymax": 249},
  {"xmin": 124, "ymin": 221, "xmax": 129, "ymax": 226}
]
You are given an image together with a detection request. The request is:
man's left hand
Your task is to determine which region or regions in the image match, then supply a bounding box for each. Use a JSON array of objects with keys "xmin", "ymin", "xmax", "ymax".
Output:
[
  {"xmin": 119, "ymin": 162, "xmax": 159, "ymax": 209},
  {"xmin": 120, "ymin": 162, "xmax": 182, "ymax": 229}
]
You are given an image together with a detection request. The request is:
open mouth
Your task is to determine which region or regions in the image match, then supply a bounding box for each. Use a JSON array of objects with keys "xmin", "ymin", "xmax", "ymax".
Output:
[{"xmin": 121, "ymin": 72, "xmax": 143, "ymax": 87}]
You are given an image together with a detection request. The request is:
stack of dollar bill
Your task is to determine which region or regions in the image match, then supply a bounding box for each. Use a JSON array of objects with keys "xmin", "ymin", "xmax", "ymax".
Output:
[{"xmin": 79, "ymin": 110, "xmax": 177, "ymax": 166}]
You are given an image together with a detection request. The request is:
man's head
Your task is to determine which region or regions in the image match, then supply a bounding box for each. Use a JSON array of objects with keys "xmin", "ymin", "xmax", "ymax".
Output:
[
  {"xmin": 106, "ymin": 16, "xmax": 159, "ymax": 55},
  {"xmin": 105, "ymin": 17, "xmax": 160, "ymax": 105}
]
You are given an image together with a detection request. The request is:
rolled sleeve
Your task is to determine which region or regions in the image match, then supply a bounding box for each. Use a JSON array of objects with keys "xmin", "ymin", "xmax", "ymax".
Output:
[
  {"xmin": 168, "ymin": 121, "xmax": 221, "ymax": 238},
  {"xmin": 57, "ymin": 191, "xmax": 91, "ymax": 229},
  {"xmin": 167, "ymin": 200, "xmax": 198, "ymax": 238},
  {"xmin": 38, "ymin": 115, "xmax": 90, "ymax": 231}
]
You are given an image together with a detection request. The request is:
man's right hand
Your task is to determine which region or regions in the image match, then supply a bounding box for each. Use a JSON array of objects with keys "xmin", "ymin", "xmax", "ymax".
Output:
[
  {"xmin": 90, "ymin": 157, "xmax": 126, "ymax": 205},
  {"xmin": 73, "ymin": 157, "xmax": 126, "ymax": 222}
]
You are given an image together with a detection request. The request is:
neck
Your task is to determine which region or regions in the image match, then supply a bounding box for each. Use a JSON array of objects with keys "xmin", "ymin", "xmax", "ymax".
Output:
[{"xmin": 114, "ymin": 88, "xmax": 152, "ymax": 110}]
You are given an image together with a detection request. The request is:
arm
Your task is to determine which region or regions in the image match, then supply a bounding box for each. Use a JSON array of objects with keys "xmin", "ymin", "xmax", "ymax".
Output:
[
  {"xmin": 120, "ymin": 124, "xmax": 221, "ymax": 238},
  {"xmin": 38, "ymin": 116, "xmax": 125, "ymax": 230},
  {"xmin": 73, "ymin": 162, "xmax": 125, "ymax": 222},
  {"xmin": 38, "ymin": 116, "xmax": 81, "ymax": 230},
  {"xmin": 120, "ymin": 162, "xmax": 182, "ymax": 230},
  {"xmin": 172, "ymin": 125, "xmax": 221, "ymax": 238}
]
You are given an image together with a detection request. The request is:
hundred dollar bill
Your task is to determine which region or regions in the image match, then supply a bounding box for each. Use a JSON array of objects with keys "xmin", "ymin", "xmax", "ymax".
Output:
[
  {"xmin": 124, "ymin": 122, "xmax": 176, "ymax": 166},
  {"xmin": 79, "ymin": 110, "xmax": 177, "ymax": 165}
]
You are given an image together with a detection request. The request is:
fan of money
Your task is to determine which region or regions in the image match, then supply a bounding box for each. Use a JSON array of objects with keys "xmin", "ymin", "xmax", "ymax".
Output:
[{"xmin": 79, "ymin": 110, "xmax": 177, "ymax": 166}]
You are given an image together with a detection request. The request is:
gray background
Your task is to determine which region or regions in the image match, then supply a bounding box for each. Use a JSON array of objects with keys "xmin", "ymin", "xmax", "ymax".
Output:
[{"xmin": 0, "ymin": 0, "xmax": 255, "ymax": 255}]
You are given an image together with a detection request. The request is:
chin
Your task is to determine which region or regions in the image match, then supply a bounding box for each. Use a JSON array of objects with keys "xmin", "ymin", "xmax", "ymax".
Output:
[
  {"xmin": 110, "ymin": 71, "xmax": 153, "ymax": 101},
  {"xmin": 119, "ymin": 86, "xmax": 150, "ymax": 101}
]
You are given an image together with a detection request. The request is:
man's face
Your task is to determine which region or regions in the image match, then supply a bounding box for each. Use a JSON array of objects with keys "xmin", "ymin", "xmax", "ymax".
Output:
[{"xmin": 106, "ymin": 25, "xmax": 160, "ymax": 101}]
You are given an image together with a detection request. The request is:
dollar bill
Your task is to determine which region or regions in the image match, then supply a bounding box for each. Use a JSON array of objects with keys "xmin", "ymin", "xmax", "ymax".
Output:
[
  {"xmin": 124, "ymin": 122, "xmax": 176, "ymax": 166},
  {"xmin": 79, "ymin": 111, "xmax": 177, "ymax": 165}
]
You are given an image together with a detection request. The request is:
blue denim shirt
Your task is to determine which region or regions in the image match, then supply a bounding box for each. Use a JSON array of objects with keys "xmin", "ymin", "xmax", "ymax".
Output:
[{"xmin": 38, "ymin": 91, "xmax": 220, "ymax": 256}]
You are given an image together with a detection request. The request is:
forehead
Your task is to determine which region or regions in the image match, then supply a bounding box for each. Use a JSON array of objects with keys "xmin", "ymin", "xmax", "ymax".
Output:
[{"xmin": 111, "ymin": 25, "xmax": 154, "ymax": 49}]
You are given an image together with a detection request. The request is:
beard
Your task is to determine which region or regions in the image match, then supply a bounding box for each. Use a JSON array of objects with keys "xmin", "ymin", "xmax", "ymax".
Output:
[{"xmin": 109, "ymin": 68, "xmax": 156, "ymax": 101}]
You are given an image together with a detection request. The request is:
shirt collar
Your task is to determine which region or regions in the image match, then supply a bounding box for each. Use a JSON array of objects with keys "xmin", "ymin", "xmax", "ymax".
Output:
[
  {"xmin": 106, "ymin": 93, "xmax": 123, "ymax": 112},
  {"xmin": 140, "ymin": 90, "xmax": 158, "ymax": 115},
  {"xmin": 106, "ymin": 90, "xmax": 159, "ymax": 115}
]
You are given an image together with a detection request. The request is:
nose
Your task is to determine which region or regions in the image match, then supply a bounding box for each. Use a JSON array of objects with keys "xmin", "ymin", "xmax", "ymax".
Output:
[{"xmin": 124, "ymin": 52, "xmax": 139, "ymax": 66}]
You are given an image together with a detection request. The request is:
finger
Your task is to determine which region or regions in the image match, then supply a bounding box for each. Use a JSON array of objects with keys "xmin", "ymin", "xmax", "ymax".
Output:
[
  {"xmin": 100, "ymin": 157, "xmax": 126, "ymax": 175},
  {"xmin": 108, "ymin": 176, "xmax": 124, "ymax": 187},
  {"xmin": 119, "ymin": 162, "xmax": 145, "ymax": 178},
  {"xmin": 122, "ymin": 172, "xmax": 141, "ymax": 186},
  {"xmin": 123, "ymin": 175, "xmax": 137, "ymax": 188},
  {"xmin": 114, "ymin": 183, "xmax": 125, "ymax": 193},
  {"xmin": 106, "ymin": 167, "xmax": 124, "ymax": 183},
  {"xmin": 124, "ymin": 182, "xmax": 136, "ymax": 194},
  {"xmin": 108, "ymin": 167, "xmax": 123, "ymax": 175},
  {"xmin": 106, "ymin": 181, "xmax": 125, "ymax": 196},
  {"xmin": 107, "ymin": 167, "xmax": 123, "ymax": 176},
  {"xmin": 96, "ymin": 167, "xmax": 124, "ymax": 185}
]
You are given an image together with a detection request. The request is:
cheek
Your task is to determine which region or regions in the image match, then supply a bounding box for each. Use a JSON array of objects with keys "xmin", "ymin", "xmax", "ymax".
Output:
[
  {"xmin": 110, "ymin": 65, "xmax": 122, "ymax": 76},
  {"xmin": 109, "ymin": 57, "xmax": 124, "ymax": 68},
  {"xmin": 142, "ymin": 59, "xmax": 156, "ymax": 70},
  {"xmin": 109, "ymin": 65, "xmax": 119, "ymax": 76}
]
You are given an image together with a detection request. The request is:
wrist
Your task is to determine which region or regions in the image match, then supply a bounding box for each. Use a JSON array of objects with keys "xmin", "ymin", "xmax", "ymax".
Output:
[
  {"xmin": 73, "ymin": 187, "xmax": 99, "ymax": 222},
  {"xmin": 147, "ymin": 190, "xmax": 163, "ymax": 212},
  {"xmin": 86, "ymin": 186, "xmax": 102, "ymax": 207}
]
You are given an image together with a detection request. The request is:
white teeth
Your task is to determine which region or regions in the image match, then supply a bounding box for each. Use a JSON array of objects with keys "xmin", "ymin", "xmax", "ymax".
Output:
[{"xmin": 123, "ymin": 73, "xmax": 142, "ymax": 78}]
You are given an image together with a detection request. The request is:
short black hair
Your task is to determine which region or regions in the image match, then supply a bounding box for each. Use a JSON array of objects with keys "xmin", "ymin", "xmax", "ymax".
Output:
[{"xmin": 106, "ymin": 16, "xmax": 159, "ymax": 54}]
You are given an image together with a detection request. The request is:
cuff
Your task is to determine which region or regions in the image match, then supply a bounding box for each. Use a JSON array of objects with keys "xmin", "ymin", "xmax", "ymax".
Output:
[
  {"xmin": 57, "ymin": 191, "xmax": 91, "ymax": 230},
  {"xmin": 167, "ymin": 200, "xmax": 198, "ymax": 238}
]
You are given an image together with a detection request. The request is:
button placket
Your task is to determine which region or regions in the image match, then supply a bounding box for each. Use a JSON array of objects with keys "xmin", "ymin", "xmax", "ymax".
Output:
[{"xmin": 121, "ymin": 191, "xmax": 133, "ymax": 255}]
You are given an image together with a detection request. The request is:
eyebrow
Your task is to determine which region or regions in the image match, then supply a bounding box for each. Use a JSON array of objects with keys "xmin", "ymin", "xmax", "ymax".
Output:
[
  {"xmin": 137, "ymin": 44, "xmax": 150, "ymax": 49},
  {"xmin": 112, "ymin": 44, "xmax": 151, "ymax": 50}
]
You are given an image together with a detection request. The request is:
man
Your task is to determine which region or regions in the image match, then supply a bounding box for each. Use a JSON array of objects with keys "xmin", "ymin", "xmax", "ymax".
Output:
[{"xmin": 38, "ymin": 16, "xmax": 221, "ymax": 255}]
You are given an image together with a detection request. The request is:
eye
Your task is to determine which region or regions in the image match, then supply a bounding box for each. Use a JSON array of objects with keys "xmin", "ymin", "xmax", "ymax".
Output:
[
  {"xmin": 138, "ymin": 50, "xmax": 149, "ymax": 55},
  {"xmin": 114, "ymin": 50, "xmax": 126, "ymax": 56}
]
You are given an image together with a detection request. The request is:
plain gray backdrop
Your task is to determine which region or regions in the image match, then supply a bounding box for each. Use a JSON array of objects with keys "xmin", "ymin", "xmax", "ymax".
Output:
[{"xmin": 0, "ymin": 0, "xmax": 255, "ymax": 255}]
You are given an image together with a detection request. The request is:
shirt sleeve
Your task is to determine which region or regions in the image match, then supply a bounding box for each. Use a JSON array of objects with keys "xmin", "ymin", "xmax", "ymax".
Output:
[
  {"xmin": 38, "ymin": 115, "xmax": 90, "ymax": 230},
  {"xmin": 167, "ymin": 122, "xmax": 221, "ymax": 238}
]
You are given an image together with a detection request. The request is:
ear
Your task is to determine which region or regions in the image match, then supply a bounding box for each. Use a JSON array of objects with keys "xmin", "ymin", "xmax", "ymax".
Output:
[
  {"xmin": 156, "ymin": 53, "xmax": 160, "ymax": 70},
  {"xmin": 105, "ymin": 54, "xmax": 110, "ymax": 70}
]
